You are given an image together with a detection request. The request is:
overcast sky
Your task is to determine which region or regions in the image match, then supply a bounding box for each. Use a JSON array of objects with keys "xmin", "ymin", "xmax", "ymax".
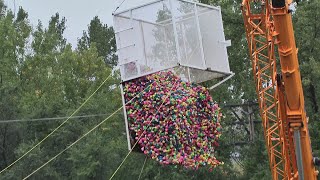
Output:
[{"xmin": 4, "ymin": 0, "xmax": 150, "ymax": 48}]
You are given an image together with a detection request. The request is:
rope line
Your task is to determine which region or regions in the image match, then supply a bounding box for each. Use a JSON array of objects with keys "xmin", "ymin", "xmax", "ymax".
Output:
[
  {"xmin": 22, "ymin": 106, "xmax": 122, "ymax": 180},
  {"xmin": 109, "ymin": 77, "xmax": 180, "ymax": 180},
  {"xmin": 0, "ymin": 73, "xmax": 113, "ymax": 175},
  {"xmin": 138, "ymin": 156, "xmax": 147, "ymax": 180},
  {"xmin": 21, "ymin": 71, "xmax": 161, "ymax": 179},
  {"xmin": 0, "ymin": 113, "xmax": 122, "ymax": 124},
  {"xmin": 113, "ymin": 0, "xmax": 127, "ymax": 14}
]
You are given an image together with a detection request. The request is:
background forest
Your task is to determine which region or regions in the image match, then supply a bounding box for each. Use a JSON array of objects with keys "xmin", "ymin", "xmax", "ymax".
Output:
[{"xmin": 0, "ymin": 0, "xmax": 319, "ymax": 179}]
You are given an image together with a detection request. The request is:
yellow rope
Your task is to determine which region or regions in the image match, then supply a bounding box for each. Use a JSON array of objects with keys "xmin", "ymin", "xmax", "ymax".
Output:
[
  {"xmin": 0, "ymin": 73, "xmax": 113, "ymax": 175},
  {"xmin": 138, "ymin": 156, "xmax": 147, "ymax": 180},
  {"xmin": 22, "ymin": 74, "xmax": 156, "ymax": 179},
  {"xmin": 109, "ymin": 78, "xmax": 179, "ymax": 180},
  {"xmin": 23, "ymin": 106, "xmax": 122, "ymax": 180}
]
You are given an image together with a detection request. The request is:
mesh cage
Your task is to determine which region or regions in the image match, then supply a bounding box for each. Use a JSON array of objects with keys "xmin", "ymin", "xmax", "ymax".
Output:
[{"xmin": 114, "ymin": 0, "xmax": 231, "ymax": 84}]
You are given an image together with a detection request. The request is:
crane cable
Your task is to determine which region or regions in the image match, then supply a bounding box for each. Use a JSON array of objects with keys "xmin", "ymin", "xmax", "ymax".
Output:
[
  {"xmin": 113, "ymin": 0, "xmax": 127, "ymax": 14},
  {"xmin": 0, "ymin": 73, "xmax": 113, "ymax": 175},
  {"xmin": 108, "ymin": 74, "xmax": 180, "ymax": 180},
  {"xmin": 21, "ymin": 69, "xmax": 176, "ymax": 179}
]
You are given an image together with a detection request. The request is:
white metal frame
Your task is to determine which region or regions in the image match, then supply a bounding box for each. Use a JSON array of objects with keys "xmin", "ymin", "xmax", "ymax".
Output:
[
  {"xmin": 113, "ymin": 0, "xmax": 220, "ymax": 16},
  {"xmin": 169, "ymin": 0, "xmax": 182, "ymax": 64},
  {"xmin": 121, "ymin": 64, "xmax": 178, "ymax": 82},
  {"xmin": 114, "ymin": 0, "xmax": 231, "ymax": 84},
  {"xmin": 209, "ymin": 72, "xmax": 235, "ymax": 90},
  {"xmin": 120, "ymin": 84, "xmax": 132, "ymax": 150},
  {"xmin": 194, "ymin": 3, "xmax": 206, "ymax": 68}
]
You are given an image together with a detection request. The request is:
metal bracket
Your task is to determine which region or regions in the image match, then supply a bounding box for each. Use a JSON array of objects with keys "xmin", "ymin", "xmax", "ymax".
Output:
[
  {"xmin": 115, "ymin": 27, "xmax": 134, "ymax": 34},
  {"xmin": 218, "ymin": 40, "xmax": 232, "ymax": 47}
]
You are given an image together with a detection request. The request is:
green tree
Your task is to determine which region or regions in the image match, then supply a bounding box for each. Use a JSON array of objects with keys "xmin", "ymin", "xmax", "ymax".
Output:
[
  {"xmin": 0, "ymin": 1, "xmax": 31, "ymax": 171},
  {"xmin": 78, "ymin": 16, "xmax": 117, "ymax": 67}
]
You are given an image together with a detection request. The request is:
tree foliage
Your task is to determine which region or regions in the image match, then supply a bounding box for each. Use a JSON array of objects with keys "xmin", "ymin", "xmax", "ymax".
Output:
[
  {"xmin": 0, "ymin": 0, "xmax": 319, "ymax": 179},
  {"xmin": 78, "ymin": 16, "xmax": 117, "ymax": 67}
]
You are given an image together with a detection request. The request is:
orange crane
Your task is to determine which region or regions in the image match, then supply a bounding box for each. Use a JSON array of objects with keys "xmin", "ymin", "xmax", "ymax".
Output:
[{"xmin": 241, "ymin": 0, "xmax": 319, "ymax": 179}]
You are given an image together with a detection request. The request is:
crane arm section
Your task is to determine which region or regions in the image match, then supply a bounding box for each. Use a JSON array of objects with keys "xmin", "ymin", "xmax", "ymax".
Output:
[{"xmin": 241, "ymin": 0, "xmax": 318, "ymax": 179}]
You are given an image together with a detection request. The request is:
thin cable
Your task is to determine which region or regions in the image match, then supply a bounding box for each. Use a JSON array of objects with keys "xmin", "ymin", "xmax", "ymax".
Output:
[
  {"xmin": 138, "ymin": 156, "xmax": 147, "ymax": 180},
  {"xmin": 0, "ymin": 73, "xmax": 113, "ymax": 175},
  {"xmin": 113, "ymin": 0, "xmax": 127, "ymax": 14},
  {"xmin": 13, "ymin": 0, "xmax": 16, "ymax": 17},
  {"xmin": 22, "ymin": 106, "xmax": 122, "ymax": 180},
  {"xmin": 22, "ymin": 74, "xmax": 158, "ymax": 179},
  {"xmin": 0, "ymin": 113, "xmax": 122, "ymax": 124},
  {"xmin": 22, "ymin": 108, "xmax": 123, "ymax": 180},
  {"xmin": 109, "ymin": 77, "xmax": 180, "ymax": 180}
]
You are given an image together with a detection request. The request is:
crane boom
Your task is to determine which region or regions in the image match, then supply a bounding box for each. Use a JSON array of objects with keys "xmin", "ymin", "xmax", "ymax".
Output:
[{"xmin": 241, "ymin": 0, "xmax": 318, "ymax": 179}]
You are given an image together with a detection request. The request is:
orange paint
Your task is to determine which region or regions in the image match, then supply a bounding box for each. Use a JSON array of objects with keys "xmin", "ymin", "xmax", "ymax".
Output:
[{"xmin": 241, "ymin": 0, "xmax": 318, "ymax": 179}]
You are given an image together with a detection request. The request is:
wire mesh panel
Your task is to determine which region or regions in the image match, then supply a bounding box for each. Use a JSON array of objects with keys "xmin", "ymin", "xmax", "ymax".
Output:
[
  {"xmin": 197, "ymin": 6, "xmax": 230, "ymax": 73},
  {"xmin": 114, "ymin": 0, "xmax": 231, "ymax": 83}
]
